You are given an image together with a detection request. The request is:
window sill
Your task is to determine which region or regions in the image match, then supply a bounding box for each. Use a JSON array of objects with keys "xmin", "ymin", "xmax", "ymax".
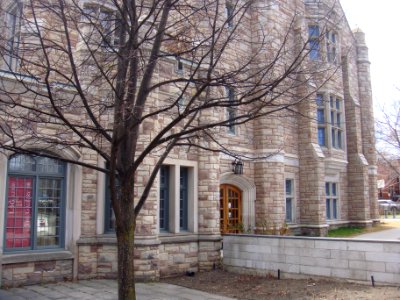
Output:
[{"xmin": 2, "ymin": 250, "xmax": 73, "ymax": 265}]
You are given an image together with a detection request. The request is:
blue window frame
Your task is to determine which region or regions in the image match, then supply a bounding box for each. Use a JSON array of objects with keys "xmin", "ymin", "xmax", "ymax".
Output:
[
  {"xmin": 5, "ymin": 154, "xmax": 65, "ymax": 251},
  {"xmin": 180, "ymin": 167, "xmax": 188, "ymax": 230},
  {"xmin": 308, "ymin": 25, "xmax": 320, "ymax": 60},
  {"xmin": 159, "ymin": 165, "xmax": 169, "ymax": 231}
]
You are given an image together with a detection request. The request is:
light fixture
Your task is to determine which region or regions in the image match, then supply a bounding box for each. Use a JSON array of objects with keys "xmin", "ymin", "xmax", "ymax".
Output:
[{"xmin": 231, "ymin": 159, "xmax": 243, "ymax": 175}]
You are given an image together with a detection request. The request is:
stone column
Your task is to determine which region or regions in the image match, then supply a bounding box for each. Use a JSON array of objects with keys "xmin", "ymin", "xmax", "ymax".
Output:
[
  {"xmin": 197, "ymin": 107, "xmax": 222, "ymax": 270},
  {"xmin": 354, "ymin": 30, "xmax": 379, "ymax": 221},
  {"xmin": 342, "ymin": 53, "xmax": 371, "ymax": 224},
  {"xmin": 297, "ymin": 85, "xmax": 327, "ymax": 236}
]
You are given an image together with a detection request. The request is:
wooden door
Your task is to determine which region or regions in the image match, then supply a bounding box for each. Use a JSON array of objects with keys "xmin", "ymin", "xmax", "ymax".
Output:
[{"xmin": 220, "ymin": 184, "xmax": 242, "ymax": 234}]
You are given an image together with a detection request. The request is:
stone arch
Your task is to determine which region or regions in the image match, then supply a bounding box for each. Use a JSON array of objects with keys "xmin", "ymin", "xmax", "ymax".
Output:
[{"xmin": 220, "ymin": 173, "xmax": 256, "ymax": 231}]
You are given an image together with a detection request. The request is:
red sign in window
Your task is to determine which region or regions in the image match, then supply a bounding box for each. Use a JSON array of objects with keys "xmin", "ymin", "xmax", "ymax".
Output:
[{"xmin": 6, "ymin": 177, "xmax": 33, "ymax": 249}]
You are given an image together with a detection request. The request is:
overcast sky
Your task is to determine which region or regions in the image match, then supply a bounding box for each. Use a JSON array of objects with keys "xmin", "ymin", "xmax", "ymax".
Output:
[{"xmin": 340, "ymin": 0, "xmax": 400, "ymax": 114}]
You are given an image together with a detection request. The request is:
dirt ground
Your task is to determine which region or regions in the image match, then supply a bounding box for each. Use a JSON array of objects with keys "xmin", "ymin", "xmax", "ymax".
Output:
[{"xmin": 162, "ymin": 269, "xmax": 400, "ymax": 299}]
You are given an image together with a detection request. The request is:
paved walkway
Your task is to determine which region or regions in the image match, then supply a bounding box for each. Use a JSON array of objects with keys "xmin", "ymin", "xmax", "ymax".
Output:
[
  {"xmin": 0, "ymin": 280, "xmax": 235, "ymax": 300},
  {"xmin": 353, "ymin": 227, "xmax": 400, "ymax": 240},
  {"xmin": 353, "ymin": 219, "xmax": 400, "ymax": 240}
]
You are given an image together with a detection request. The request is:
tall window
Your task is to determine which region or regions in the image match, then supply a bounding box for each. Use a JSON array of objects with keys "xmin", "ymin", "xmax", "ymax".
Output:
[
  {"xmin": 285, "ymin": 179, "xmax": 294, "ymax": 223},
  {"xmin": 104, "ymin": 172, "xmax": 119, "ymax": 233},
  {"xmin": 329, "ymin": 96, "xmax": 343, "ymax": 149},
  {"xmin": 226, "ymin": 87, "xmax": 236, "ymax": 134},
  {"xmin": 316, "ymin": 94, "xmax": 344, "ymax": 149},
  {"xmin": 158, "ymin": 164, "xmax": 195, "ymax": 233},
  {"xmin": 325, "ymin": 182, "xmax": 338, "ymax": 220},
  {"xmin": 308, "ymin": 25, "xmax": 320, "ymax": 60},
  {"xmin": 5, "ymin": 154, "xmax": 65, "ymax": 251},
  {"xmin": 159, "ymin": 165, "xmax": 170, "ymax": 231},
  {"xmin": 226, "ymin": 2, "xmax": 234, "ymax": 28},
  {"xmin": 179, "ymin": 167, "xmax": 188, "ymax": 230},
  {"xmin": 316, "ymin": 94, "xmax": 326, "ymax": 146},
  {"xmin": 326, "ymin": 31, "xmax": 337, "ymax": 63},
  {"xmin": 82, "ymin": 6, "xmax": 121, "ymax": 48},
  {"xmin": 4, "ymin": 2, "xmax": 22, "ymax": 71}
]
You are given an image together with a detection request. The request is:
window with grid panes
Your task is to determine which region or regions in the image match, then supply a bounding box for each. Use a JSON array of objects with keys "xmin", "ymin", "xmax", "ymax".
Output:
[
  {"xmin": 316, "ymin": 94, "xmax": 326, "ymax": 146},
  {"xmin": 325, "ymin": 182, "xmax": 338, "ymax": 220},
  {"xmin": 5, "ymin": 154, "xmax": 65, "ymax": 251},
  {"xmin": 326, "ymin": 30, "xmax": 337, "ymax": 64},
  {"xmin": 179, "ymin": 167, "xmax": 188, "ymax": 230},
  {"xmin": 285, "ymin": 179, "xmax": 294, "ymax": 223},
  {"xmin": 82, "ymin": 5, "xmax": 121, "ymax": 48},
  {"xmin": 308, "ymin": 25, "xmax": 320, "ymax": 60},
  {"xmin": 329, "ymin": 96, "xmax": 343, "ymax": 149},
  {"xmin": 3, "ymin": 2, "xmax": 22, "ymax": 71},
  {"xmin": 226, "ymin": 2, "xmax": 234, "ymax": 28},
  {"xmin": 226, "ymin": 87, "xmax": 236, "ymax": 134},
  {"xmin": 159, "ymin": 165, "xmax": 169, "ymax": 231}
]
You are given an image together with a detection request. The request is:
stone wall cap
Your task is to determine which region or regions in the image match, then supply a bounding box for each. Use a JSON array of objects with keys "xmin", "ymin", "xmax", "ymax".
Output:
[{"xmin": 2, "ymin": 250, "xmax": 73, "ymax": 265}]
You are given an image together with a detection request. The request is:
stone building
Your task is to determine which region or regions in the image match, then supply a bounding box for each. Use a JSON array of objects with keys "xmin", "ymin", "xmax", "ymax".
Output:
[{"xmin": 0, "ymin": 0, "xmax": 377, "ymax": 287}]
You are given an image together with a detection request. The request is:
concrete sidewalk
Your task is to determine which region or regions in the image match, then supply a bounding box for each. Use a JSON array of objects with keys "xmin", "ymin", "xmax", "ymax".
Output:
[{"xmin": 0, "ymin": 280, "xmax": 235, "ymax": 300}]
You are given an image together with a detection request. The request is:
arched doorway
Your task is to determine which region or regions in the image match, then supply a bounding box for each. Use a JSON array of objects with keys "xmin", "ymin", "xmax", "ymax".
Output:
[{"xmin": 220, "ymin": 184, "xmax": 242, "ymax": 233}]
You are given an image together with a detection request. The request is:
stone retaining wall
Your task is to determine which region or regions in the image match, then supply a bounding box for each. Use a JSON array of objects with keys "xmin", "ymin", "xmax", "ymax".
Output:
[{"xmin": 223, "ymin": 235, "xmax": 400, "ymax": 284}]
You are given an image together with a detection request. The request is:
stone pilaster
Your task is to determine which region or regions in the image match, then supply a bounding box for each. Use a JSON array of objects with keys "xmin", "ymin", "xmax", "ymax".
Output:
[
  {"xmin": 297, "ymin": 84, "xmax": 327, "ymax": 235},
  {"xmin": 342, "ymin": 54, "xmax": 371, "ymax": 223},
  {"xmin": 354, "ymin": 30, "xmax": 379, "ymax": 220}
]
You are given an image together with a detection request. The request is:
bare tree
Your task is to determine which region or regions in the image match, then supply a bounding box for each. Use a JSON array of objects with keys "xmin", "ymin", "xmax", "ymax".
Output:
[{"xmin": 0, "ymin": 0, "xmax": 339, "ymax": 298}]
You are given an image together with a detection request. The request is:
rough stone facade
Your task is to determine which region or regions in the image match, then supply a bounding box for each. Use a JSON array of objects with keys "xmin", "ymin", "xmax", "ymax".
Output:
[{"xmin": 0, "ymin": 0, "xmax": 377, "ymax": 287}]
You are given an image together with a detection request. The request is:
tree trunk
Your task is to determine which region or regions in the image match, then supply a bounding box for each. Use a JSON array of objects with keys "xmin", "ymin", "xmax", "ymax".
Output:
[{"xmin": 116, "ymin": 217, "xmax": 136, "ymax": 300}]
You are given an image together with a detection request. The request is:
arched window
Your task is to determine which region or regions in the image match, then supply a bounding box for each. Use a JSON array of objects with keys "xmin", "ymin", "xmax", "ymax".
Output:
[{"xmin": 5, "ymin": 154, "xmax": 66, "ymax": 251}]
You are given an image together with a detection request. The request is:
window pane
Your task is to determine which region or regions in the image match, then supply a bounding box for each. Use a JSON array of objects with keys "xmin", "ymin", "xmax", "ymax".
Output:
[
  {"xmin": 317, "ymin": 109, "xmax": 325, "ymax": 124},
  {"xmin": 332, "ymin": 128, "xmax": 336, "ymax": 147},
  {"xmin": 308, "ymin": 25, "xmax": 319, "ymax": 37},
  {"xmin": 332, "ymin": 183, "xmax": 337, "ymax": 196},
  {"xmin": 37, "ymin": 178, "xmax": 62, "ymax": 247},
  {"xmin": 318, "ymin": 128, "xmax": 325, "ymax": 146},
  {"xmin": 286, "ymin": 198, "xmax": 292, "ymax": 222},
  {"xmin": 6, "ymin": 177, "xmax": 33, "ymax": 249},
  {"xmin": 9, "ymin": 155, "xmax": 35, "ymax": 172},
  {"xmin": 333, "ymin": 198, "xmax": 337, "ymax": 219},
  {"xmin": 285, "ymin": 179, "xmax": 292, "ymax": 195},
  {"xmin": 338, "ymin": 131, "xmax": 342, "ymax": 148},
  {"xmin": 37, "ymin": 157, "xmax": 65, "ymax": 174},
  {"xmin": 180, "ymin": 167, "xmax": 188, "ymax": 230},
  {"xmin": 326, "ymin": 199, "xmax": 331, "ymax": 219},
  {"xmin": 159, "ymin": 166, "xmax": 169, "ymax": 230},
  {"xmin": 325, "ymin": 182, "xmax": 330, "ymax": 195},
  {"xmin": 309, "ymin": 40, "xmax": 320, "ymax": 60},
  {"xmin": 316, "ymin": 94, "xmax": 324, "ymax": 107}
]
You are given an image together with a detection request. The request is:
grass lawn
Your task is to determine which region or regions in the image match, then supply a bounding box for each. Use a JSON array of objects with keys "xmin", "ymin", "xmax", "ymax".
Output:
[{"xmin": 327, "ymin": 219, "xmax": 400, "ymax": 237}]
